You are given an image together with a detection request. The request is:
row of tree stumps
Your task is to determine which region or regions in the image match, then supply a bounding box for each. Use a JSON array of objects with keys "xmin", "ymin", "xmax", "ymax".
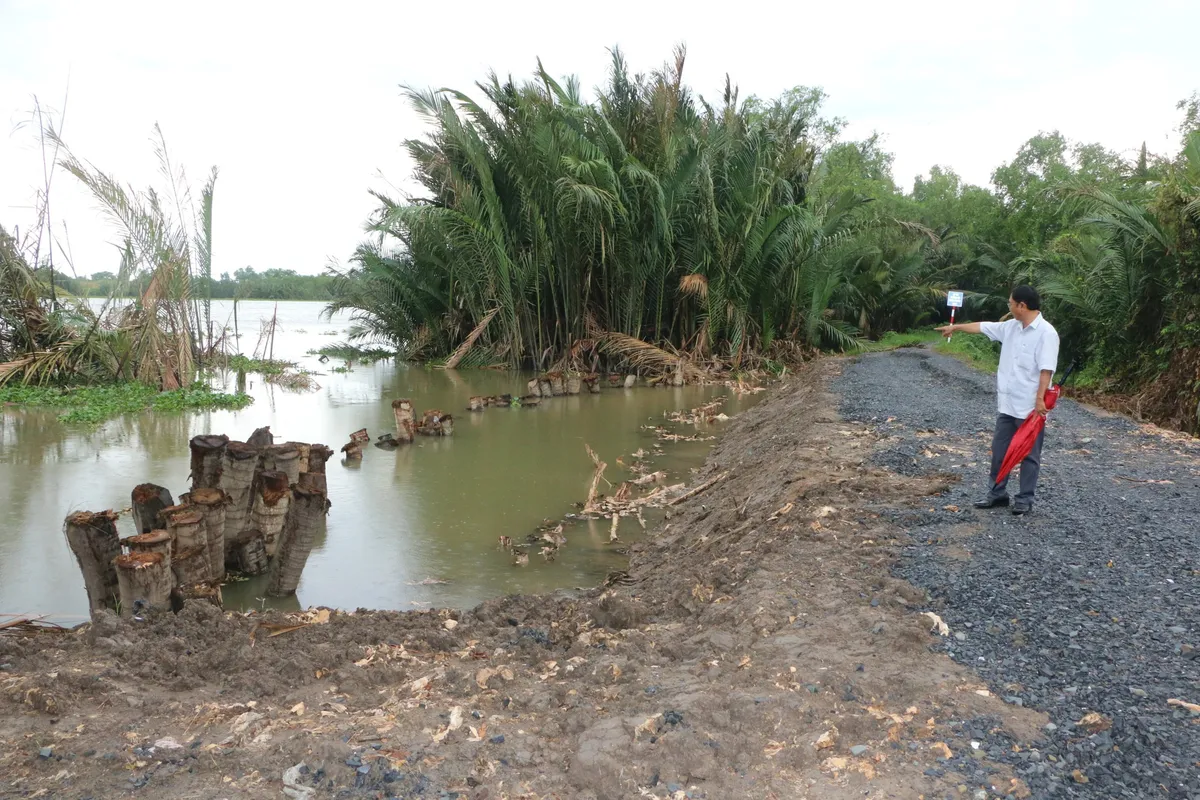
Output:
[
  {"xmin": 340, "ymin": 399, "xmax": 455, "ymax": 458},
  {"xmin": 63, "ymin": 430, "xmax": 334, "ymax": 618},
  {"xmin": 465, "ymin": 372, "xmax": 637, "ymax": 412}
]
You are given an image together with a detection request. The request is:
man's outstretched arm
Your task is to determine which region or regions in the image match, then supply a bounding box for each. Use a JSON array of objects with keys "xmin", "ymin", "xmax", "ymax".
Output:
[
  {"xmin": 936, "ymin": 322, "xmax": 983, "ymax": 336},
  {"xmin": 1034, "ymin": 369, "xmax": 1053, "ymax": 415}
]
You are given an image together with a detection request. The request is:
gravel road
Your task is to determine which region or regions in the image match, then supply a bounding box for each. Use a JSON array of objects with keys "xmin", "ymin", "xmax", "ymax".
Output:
[{"xmin": 836, "ymin": 348, "xmax": 1200, "ymax": 800}]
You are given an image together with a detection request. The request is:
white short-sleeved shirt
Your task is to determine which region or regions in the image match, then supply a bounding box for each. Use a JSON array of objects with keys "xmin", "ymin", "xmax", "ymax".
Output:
[{"xmin": 979, "ymin": 314, "xmax": 1060, "ymax": 419}]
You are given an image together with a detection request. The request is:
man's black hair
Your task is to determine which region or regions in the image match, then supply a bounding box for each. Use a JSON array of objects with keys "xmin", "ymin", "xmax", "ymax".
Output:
[{"xmin": 1011, "ymin": 285, "xmax": 1041, "ymax": 311}]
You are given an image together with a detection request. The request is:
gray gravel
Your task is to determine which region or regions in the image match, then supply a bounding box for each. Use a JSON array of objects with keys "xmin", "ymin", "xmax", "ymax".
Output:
[{"xmin": 836, "ymin": 348, "xmax": 1200, "ymax": 800}]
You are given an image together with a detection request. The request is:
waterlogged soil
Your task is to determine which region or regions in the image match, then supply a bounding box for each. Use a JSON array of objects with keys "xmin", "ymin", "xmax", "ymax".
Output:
[{"xmin": 4, "ymin": 362, "xmax": 1074, "ymax": 800}]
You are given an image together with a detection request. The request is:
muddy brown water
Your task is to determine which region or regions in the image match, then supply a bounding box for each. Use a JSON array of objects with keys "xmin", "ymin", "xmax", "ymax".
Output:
[{"xmin": 0, "ymin": 300, "xmax": 758, "ymax": 622}]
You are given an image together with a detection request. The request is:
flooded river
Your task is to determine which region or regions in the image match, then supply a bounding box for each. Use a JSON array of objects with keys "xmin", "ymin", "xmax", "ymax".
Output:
[{"xmin": 0, "ymin": 301, "xmax": 758, "ymax": 621}]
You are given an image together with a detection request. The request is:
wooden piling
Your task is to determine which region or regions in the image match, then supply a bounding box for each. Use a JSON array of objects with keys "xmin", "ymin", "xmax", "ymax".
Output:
[
  {"xmin": 267, "ymin": 483, "xmax": 328, "ymax": 596},
  {"xmin": 583, "ymin": 373, "xmax": 601, "ymax": 393},
  {"xmin": 566, "ymin": 373, "xmax": 581, "ymax": 395},
  {"xmin": 188, "ymin": 434, "xmax": 230, "ymax": 490},
  {"xmin": 131, "ymin": 484, "xmax": 174, "ymax": 535},
  {"xmin": 468, "ymin": 396, "xmax": 486, "ymax": 411},
  {"xmin": 252, "ymin": 470, "xmax": 291, "ymax": 556},
  {"xmin": 114, "ymin": 552, "xmax": 172, "ymax": 616},
  {"xmin": 527, "ymin": 378, "xmax": 542, "ymax": 397},
  {"xmin": 64, "ymin": 511, "xmax": 122, "ymax": 613},
  {"xmin": 624, "ymin": 374, "xmax": 636, "ymax": 388},
  {"xmin": 186, "ymin": 488, "xmax": 228, "ymax": 582},
  {"xmin": 392, "ymin": 399, "xmax": 415, "ymax": 442},
  {"xmin": 341, "ymin": 441, "xmax": 363, "ymax": 460},
  {"xmin": 538, "ymin": 376, "xmax": 553, "ymax": 396}
]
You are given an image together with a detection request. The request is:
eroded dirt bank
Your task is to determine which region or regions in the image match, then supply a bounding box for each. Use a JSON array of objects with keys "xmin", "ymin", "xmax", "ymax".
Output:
[{"xmin": 1, "ymin": 363, "xmax": 1048, "ymax": 799}]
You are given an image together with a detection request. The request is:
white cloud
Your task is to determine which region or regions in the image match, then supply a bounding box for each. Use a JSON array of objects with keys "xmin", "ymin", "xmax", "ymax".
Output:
[{"xmin": 1, "ymin": 0, "xmax": 1195, "ymax": 276}]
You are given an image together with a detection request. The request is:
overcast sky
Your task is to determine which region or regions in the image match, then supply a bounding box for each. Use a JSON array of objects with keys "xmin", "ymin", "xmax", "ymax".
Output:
[{"xmin": 1, "ymin": 0, "xmax": 1196, "ymax": 278}]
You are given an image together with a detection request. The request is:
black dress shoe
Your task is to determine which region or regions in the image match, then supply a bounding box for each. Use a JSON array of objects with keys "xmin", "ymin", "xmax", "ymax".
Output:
[
  {"xmin": 974, "ymin": 496, "xmax": 1010, "ymax": 509},
  {"xmin": 1011, "ymin": 502, "xmax": 1032, "ymax": 515}
]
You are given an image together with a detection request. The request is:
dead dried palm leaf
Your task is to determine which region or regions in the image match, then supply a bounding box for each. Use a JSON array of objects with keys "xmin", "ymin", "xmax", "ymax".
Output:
[
  {"xmin": 679, "ymin": 273, "xmax": 709, "ymax": 298},
  {"xmin": 598, "ymin": 331, "xmax": 706, "ymax": 379},
  {"xmin": 443, "ymin": 307, "xmax": 500, "ymax": 369}
]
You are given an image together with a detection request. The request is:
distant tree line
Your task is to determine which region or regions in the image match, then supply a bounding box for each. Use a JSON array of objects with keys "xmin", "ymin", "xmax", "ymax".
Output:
[{"xmin": 52, "ymin": 267, "xmax": 333, "ymax": 301}]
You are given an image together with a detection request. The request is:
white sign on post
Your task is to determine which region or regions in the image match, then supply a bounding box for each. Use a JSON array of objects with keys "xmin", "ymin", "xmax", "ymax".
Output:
[{"xmin": 946, "ymin": 291, "xmax": 964, "ymax": 308}]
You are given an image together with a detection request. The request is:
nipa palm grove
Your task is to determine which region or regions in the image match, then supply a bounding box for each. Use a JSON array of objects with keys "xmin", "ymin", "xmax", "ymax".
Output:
[{"xmin": 3, "ymin": 48, "xmax": 1199, "ymax": 432}]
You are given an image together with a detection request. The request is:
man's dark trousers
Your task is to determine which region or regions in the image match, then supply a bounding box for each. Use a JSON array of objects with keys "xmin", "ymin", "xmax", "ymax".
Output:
[{"xmin": 986, "ymin": 414, "xmax": 1045, "ymax": 504}]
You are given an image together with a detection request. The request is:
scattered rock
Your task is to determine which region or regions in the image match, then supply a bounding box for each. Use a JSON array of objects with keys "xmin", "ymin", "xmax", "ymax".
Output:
[{"xmin": 850, "ymin": 745, "xmax": 868, "ymax": 756}]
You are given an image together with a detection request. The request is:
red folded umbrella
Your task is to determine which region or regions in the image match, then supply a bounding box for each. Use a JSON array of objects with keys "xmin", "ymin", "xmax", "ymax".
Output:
[{"xmin": 993, "ymin": 365, "xmax": 1072, "ymax": 490}]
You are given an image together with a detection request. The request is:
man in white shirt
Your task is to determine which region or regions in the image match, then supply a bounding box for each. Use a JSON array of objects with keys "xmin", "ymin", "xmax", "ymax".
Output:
[{"xmin": 936, "ymin": 285, "xmax": 1060, "ymax": 515}]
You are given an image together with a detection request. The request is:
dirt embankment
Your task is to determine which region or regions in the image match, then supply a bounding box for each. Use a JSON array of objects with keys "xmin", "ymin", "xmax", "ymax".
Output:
[{"xmin": 1, "ymin": 363, "xmax": 1046, "ymax": 799}]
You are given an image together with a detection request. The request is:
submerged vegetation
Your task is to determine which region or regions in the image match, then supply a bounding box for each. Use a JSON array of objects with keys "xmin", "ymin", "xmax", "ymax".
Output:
[
  {"xmin": 329, "ymin": 50, "xmax": 1199, "ymax": 432},
  {"xmin": 0, "ymin": 383, "xmax": 251, "ymax": 425},
  {"xmin": 306, "ymin": 343, "xmax": 395, "ymax": 363}
]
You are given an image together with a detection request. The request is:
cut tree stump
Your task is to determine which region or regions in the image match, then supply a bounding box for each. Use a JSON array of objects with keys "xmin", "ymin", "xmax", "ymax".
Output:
[
  {"xmin": 131, "ymin": 484, "xmax": 174, "ymax": 535},
  {"xmin": 298, "ymin": 472, "xmax": 327, "ymax": 494},
  {"xmin": 64, "ymin": 511, "xmax": 122, "ymax": 613},
  {"xmin": 230, "ymin": 530, "xmax": 270, "ymax": 575},
  {"xmin": 171, "ymin": 545, "xmax": 210, "ymax": 587},
  {"xmin": 122, "ymin": 530, "xmax": 173, "ymax": 562},
  {"xmin": 566, "ymin": 374, "xmax": 582, "ymax": 395},
  {"xmin": 219, "ymin": 442, "xmax": 259, "ymax": 561},
  {"xmin": 392, "ymin": 399, "xmax": 415, "ymax": 442},
  {"xmin": 246, "ymin": 426, "xmax": 274, "ymax": 447},
  {"xmin": 267, "ymin": 483, "xmax": 328, "ymax": 596},
  {"xmin": 252, "ymin": 470, "xmax": 291, "ymax": 557},
  {"xmin": 164, "ymin": 507, "xmax": 205, "ymax": 554},
  {"xmin": 189, "ymin": 434, "xmax": 230, "ymax": 490},
  {"xmin": 286, "ymin": 442, "xmax": 312, "ymax": 473},
  {"xmin": 583, "ymin": 373, "xmax": 601, "ymax": 393},
  {"xmin": 185, "ymin": 488, "xmax": 228, "ymax": 582},
  {"xmin": 468, "ymin": 396, "xmax": 486, "ymax": 411},
  {"xmin": 263, "ymin": 443, "xmax": 302, "ymax": 485},
  {"xmin": 114, "ymin": 552, "xmax": 172, "ymax": 616},
  {"xmin": 306, "ymin": 444, "xmax": 333, "ymax": 474},
  {"xmin": 415, "ymin": 410, "xmax": 454, "ymax": 436},
  {"xmin": 180, "ymin": 582, "xmax": 223, "ymax": 608},
  {"xmin": 624, "ymin": 374, "xmax": 636, "ymax": 388}
]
